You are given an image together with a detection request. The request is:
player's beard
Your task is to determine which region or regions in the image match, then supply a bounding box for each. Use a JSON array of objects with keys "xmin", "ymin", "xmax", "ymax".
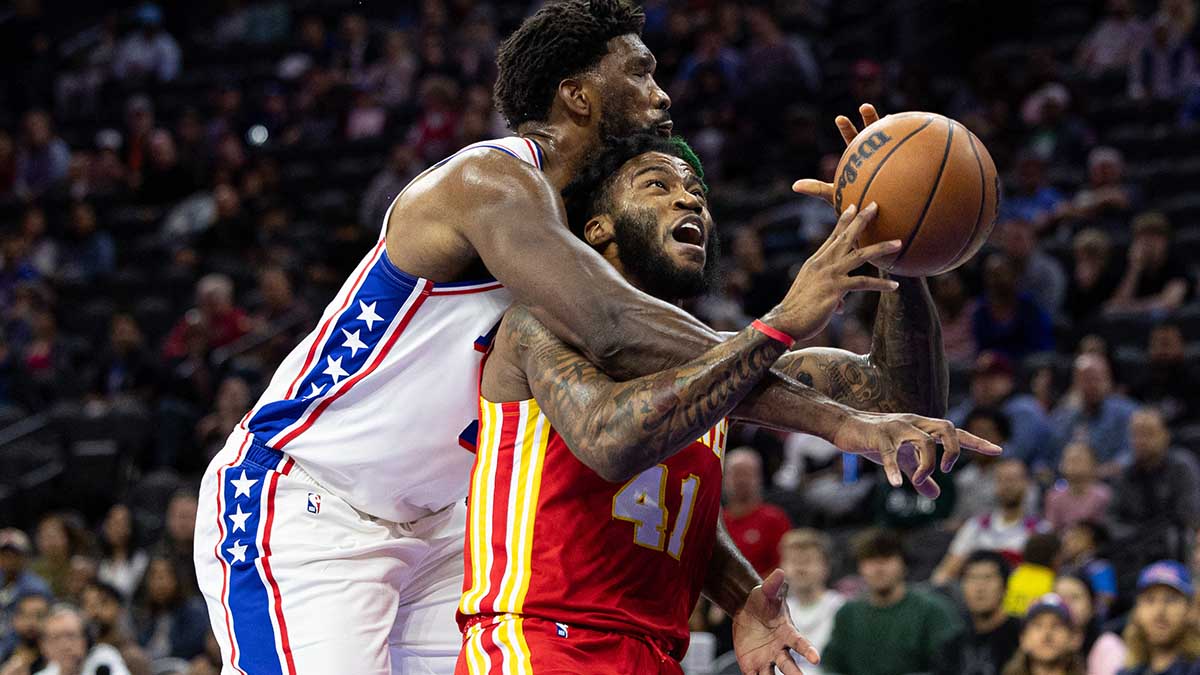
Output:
[{"xmin": 611, "ymin": 206, "xmax": 720, "ymax": 301}]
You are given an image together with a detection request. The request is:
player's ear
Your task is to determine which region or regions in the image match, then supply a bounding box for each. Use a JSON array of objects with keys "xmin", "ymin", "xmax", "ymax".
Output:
[
  {"xmin": 583, "ymin": 215, "xmax": 614, "ymax": 248},
  {"xmin": 558, "ymin": 78, "xmax": 592, "ymax": 119}
]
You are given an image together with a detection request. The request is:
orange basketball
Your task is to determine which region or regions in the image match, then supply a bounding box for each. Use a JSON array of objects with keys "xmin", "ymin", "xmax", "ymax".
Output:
[{"xmin": 833, "ymin": 112, "xmax": 1000, "ymax": 277}]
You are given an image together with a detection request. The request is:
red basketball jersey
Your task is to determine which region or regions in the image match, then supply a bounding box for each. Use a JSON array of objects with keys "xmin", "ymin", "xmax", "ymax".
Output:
[{"xmin": 458, "ymin": 395, "xmax": 728, "ymax": 659}]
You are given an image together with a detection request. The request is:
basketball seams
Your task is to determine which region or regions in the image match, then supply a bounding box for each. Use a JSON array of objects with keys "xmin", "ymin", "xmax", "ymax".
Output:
[
  {"xmin": 947, "ymin": 124, "xmax": 989, "ymax": 267},
  {"xmin": 892, "ymin": 118, "xmax": 955, "ymax": 271},
  {"xmin": 856, "ymin": 115, "xmax": 938, "ymax": 214}
]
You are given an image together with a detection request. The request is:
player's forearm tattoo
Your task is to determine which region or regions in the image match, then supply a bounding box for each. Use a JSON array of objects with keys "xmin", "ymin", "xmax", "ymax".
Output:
[
  {"xmin": 508, "ymin": 306, "xmax": 787, "ymax": 480},
  {"xmin": 773, "ymin": 276, "xmax": 948, "ymax": 417}
]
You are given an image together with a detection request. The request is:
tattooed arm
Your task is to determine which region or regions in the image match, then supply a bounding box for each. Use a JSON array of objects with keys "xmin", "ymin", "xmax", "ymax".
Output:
[
  {"xmin": 771, "ymin": 275, "xmax": 948, "ymax": 417},
  {"xmin": 502, "ymin": 304, "xmax": 788, "ymax": 482}
]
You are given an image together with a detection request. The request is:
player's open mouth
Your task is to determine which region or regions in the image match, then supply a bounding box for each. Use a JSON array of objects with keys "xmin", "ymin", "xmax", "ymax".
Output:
[
  {"xmin": 672, "ymin": 216, "xmax": 705, "ymax": 248},
  {"xmin": 656, "ymin": 121, "xmax": 674, "ymax": 137}
]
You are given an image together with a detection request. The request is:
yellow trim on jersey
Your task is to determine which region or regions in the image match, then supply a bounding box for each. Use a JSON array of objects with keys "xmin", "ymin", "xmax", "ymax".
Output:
[
  {"xmin": 494, "ymin": 400, "xmax": 533, "ymax": 611},
  {"xmin": 464, "ymin": 622, "xmax": 489, "ymax": 675},
  {"xmin": 510, "ymin": 400, "xmax": 550, "ymax": 614},
  {"xmin": 461, "ymin": 398, "xmax": 499, "ymax": 614}
]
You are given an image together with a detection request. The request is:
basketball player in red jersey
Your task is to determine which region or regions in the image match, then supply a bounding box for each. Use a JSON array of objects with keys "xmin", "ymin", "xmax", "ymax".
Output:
[{"xmin": 455, "ymin": 135, "xmax": 1000, "ymax": 675}]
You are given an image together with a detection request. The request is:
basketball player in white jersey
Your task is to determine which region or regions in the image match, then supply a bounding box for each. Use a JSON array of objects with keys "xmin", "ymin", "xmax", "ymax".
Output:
[{"xmin": 194, "ymin": 1, "xmax": 997, "ymax": 673}]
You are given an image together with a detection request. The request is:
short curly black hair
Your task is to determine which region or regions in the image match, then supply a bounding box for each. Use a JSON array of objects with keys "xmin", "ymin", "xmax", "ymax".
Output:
[
  {"xmin": 494, "ymin": 0, "xmax": 645, "ymax": 129},
  {"xmin": 562, "ymin": 133, "xmax": 706, "ymax": 238}
]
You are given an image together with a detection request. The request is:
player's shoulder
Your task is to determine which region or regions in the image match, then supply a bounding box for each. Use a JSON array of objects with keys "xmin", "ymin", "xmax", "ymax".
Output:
[{"xmin": 433, "ymin": 136, "xmax": 545, "ymax": 177}]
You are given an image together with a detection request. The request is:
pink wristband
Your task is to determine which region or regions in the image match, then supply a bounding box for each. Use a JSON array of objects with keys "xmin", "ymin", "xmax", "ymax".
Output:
[{"xmin": 751, "ymin": 320, "xmax": 795, "ymax": 349}]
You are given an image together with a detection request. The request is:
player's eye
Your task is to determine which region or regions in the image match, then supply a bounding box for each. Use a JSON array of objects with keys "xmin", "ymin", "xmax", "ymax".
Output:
[
  {"xmin": 646, "ymin": 179, "xmax": 667, "ymax": 191},
  {"xmin": 689, "ymin": 189, "xmax": 705, "ymax": 199}
]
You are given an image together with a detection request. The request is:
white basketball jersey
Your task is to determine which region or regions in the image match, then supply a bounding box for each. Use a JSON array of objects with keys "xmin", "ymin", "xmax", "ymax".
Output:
[{"xmin": 243, "ymin": 137, "xmax": 546, "ymax": 523}]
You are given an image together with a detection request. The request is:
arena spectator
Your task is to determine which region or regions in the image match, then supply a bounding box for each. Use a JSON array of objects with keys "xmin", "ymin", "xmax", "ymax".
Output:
[
  {"xmin": 1050, "ymin": 354, "xmax": 1138, "ymax": 469},
  {"xmin": 950, "ymin": 410, "xmax": 1012, "ymax": 527},
  {"xmin": 1021, "ymin": 83, "xmax": 1094, "ymax": 168},
  {"xmin": 1129, "ymin": 15, "xmax": 1199, "ymax": 101},
  {"xmin": 933, "ymin": 459, "xmax": 1043, "ymax": 586},
  {"xmin": 193, "ymin": 376, "xmax": 250, "ymax": 467},
  {"xmin": 722, "ymin": 448, "xmax": 792, "ymax": 575},
  {"xmin": 1053, "ymin": 572, "xmax": 1107, "ymax": 671},
  {"xmin": 0, "ymin": 593, "xmax": 49, "ymax": 673},
  {"xmin": 94, "ymin": 505, "xmax": 146, "ymax": 603},
  {"xmin": 151, "ymin": 491, "xmax": 198, "ymax": 600},
  {"xmin": 54, "ymin": 202, "xmax": 115, "ymax": 285},
  {"xmin": 1106, "ymin": 212, "xmax": 1194, "ymax": 316},
  {"xmin": 972, "ymin": 253, "xmax": 1055, "ymax": 361},
  {"xmin": 161, "ymin": 275, "xmax": 249, "ymax": 362},
  {"xmin": 958, "ymin": 550, "xmax": 1022, "ymax": 675},
  {"xmin": 84, "ymin": 314, "xmax": 158, "ymax": 405},
  {"xmin": 30, "ymin": 516, "xmax": 87, "ymax": 602},
  {"xmin": 359, "ymin": 142, "xmax": 419, "ymax": 233},
  {"xmin": 779, "ymin": 529, "xmax": 843, "ymax": 675},
  {"xmin": 136, "ymin": 129, "xmax": 196, "ymax": 206},
  {"xmin": 1003, "ymin": 533, "xmax": 1060, "ymax": 617},
  {"xmin": 18, "ymin": 207, "xmax": 55, "ymax": 279},
  {"xmin": 1131, "ymin": 323, "xmax": 1200, "ymax": 424},
  {"xmin": 0, "ymin": 529, "xmax": 50, "ymax": 624},
  {"xmin": 823, "ymin": 529, "xmax": 963, "ymax": 675},
  {"xmin": 34, "ymin": 604, "xmax": 128, "ymax": 675},
  {"xmin": 1076, "ymin": 0, "xmax": 1148, "ymax": 78},
  {"xmin": 15, "ymin": 110, "xmax": 70, "ymax": 199},
  {"xmin": 949, "ymin": 352, "xmax": 1054, "ymax": 469},
  {"xmin": 193, "ymin": 184, "xmax": 255, "ymax": 259},
  {"xmin": 1003, "ymin": 153, "xmax": 1068, "ymax": 234},
  {"xmin": 132, "ymin": 558, "xmax": 206, "ymax": 661},
  {"xmin": 1056, "ymin": 521, "xmax": 1118, "ymax": 619},
  {"xmin": 1065, "ymin": 228, "xmax": 1123, "ymax": 325},
  {"xmin": 112, "ymin": 3, "xmax": 180, "ymax": 85},
  {"xmin": 1117, "ymin": 561, "xmax": 1200, "ymax": 675},
  {"xmin": 1000, "ymin": 593, "xmax": 1085, "ymax": 675},
  {"xmin": 1109, "ymin": 407, "xmax": 1200, "ymax": 568},
  {"xmin": 1044, "ymin": 442, "xmax": 1113, "ymax": 531},
  {"xmin": 79, "ymin": 582, "xmax": 150, "ymax": 675},
  {"xmin": 364, "ymin": 31, "xmax": 418, "ymax": 109},
  {"xmin": 1066, "ymin": 147, "xmax": 1139, "ymax": 227},
  {"xmin": 930, "ymin": 270, "xmax": 977, "ymax": 366},
  {"xmin": 997, "ymin": 217, "xmax": 1066, "ymax": 314}
]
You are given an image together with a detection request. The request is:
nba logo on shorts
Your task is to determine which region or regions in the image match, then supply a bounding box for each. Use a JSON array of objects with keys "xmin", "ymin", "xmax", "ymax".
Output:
[
  {"xmin": 306, "ymin": 492, "xmax": 321, "ymax": 515},
  {"xmin": 555, "ymin": 623, "xmax": 568, "ymax": 638}
]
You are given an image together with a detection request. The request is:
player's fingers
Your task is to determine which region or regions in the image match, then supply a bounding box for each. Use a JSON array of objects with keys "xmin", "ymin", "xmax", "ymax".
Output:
[
  {"xmin": 859, "ymin": 103, "xmax": 881, "ymax": 127},
  {"xmin": 791, "ymin": 178, "xmax": 835, "ymax": 205},
  {"xmin": 817, "ymin": 203, "xmax": 857, "ymax": 255},
  {"xmin": 843, "ymin": 239, "xmax": 902, "ymax": 268},
  {"xmin": 836, "ymin": 114, "xmax": 859, "ymax": 145},
  {"xmin": 838, "ymin": 201, "xmax": 878, "ymax": 249},
  {"xmin": 762, "ymin": 569, "xmax": 787, "ymax": 605},
  {"xmin": 840, "ymin": 276, "xmax": 899, "ymax": 295},
  {"xmin": 904, "ymin": 432, "xmax": 937, "ymax": 487},
  {"xmin": 776, "ymin": 652, "xmax": 806, "ymax": 675},
  {"xmin": 879, "ymin": 444, "xmax": 902, "ymax": 487},
  {"xmin": 916, "ymin": 418, "xmax": 961, "ymax": 473},
  {"xmin": 913, "ymin": 474, "xmax": 942, "ymax": 499},
  {"xmin": 957, "ymin": 429, "xmax": 1004, "ymax": 456}
]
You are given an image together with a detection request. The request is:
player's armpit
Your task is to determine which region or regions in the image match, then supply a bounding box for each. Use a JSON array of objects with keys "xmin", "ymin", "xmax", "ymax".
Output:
[{"xmin": 507, "ymin": 306, "xmax": 787, "ymax": 482}]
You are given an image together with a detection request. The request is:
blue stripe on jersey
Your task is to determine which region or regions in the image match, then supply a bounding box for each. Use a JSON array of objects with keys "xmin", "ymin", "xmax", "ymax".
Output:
[
  {"xmin": 247, "ymin": 256, "xmax": 422, "ymax": 443},
  {"xmin": 221, "ymin": 444, "xmax": 286, "ymax": 674}
]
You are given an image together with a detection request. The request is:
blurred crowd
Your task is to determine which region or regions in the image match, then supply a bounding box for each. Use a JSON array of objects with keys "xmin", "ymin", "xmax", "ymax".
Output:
[{"xmin": 0, "ymin": 0, "xmax": 1199, "ymax": 673}]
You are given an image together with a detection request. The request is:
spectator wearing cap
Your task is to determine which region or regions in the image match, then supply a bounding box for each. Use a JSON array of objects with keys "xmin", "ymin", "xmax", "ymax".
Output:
[
  {"xmin": 997, "ymin": 217, "xmax": 1067, "ymax": 315},
  {"xmin": 1132, "ymin": 323, "xmax": 1200, "ymax": 425},
  {"xmin": 779, "ymin": 529, "xmax": 844, "ymax": 675},
  {"xmin": 0, "ymin": 592, "xmax": 49, "ymax": 674},
  {"xmin": 1118, "ymin": 561, "xmax": 1200, "ymax": 675},
  {"xmin": 1050, "ymin": 354, "xmax": 1138, "ymax": 469},
  {"xmin": 1045, "ymin": 442, "xmax": 1113, "ymax": 530},
  {"xmin": 1065, "ymin": 229, "xmax": 1122, "ymax": 325},
  {"xmin": 933, "ymin": 459, "xmax": 1045, "ymax": 586},
  {"xmin": 113, "ymin": 3, "xmax": 180, "ymax": 85},
  {"xmin": 1110, "ymin": 407, "xmax": 1200, "ymax": 570},
  {"xmin": 959, "ymin": 550, "xmax": 1023, "ymax": 675},
  {"xmin": 1106, "ymin": 212, "xmax": 1195, "ymax": 316},
  {"xmin": 722, "ymin": 448, "xmax": 792, "ymax": 575},
  {"xmin": 1001, "ymin": 593, "xmax": 1085, "ymax": 675},
  {"xmin": 33, "ymin": 604, "xmax": 129, "ymax": 675},
  {"xmin": 972, "ymin": 253, "xmax": 1055, "ymax": 362},
  {"xmin": 1, "ymin": 530, "xmax": 51, "ymax": 629},
  {"xmin": 949, "ymin": 352, "xmax": 1055, "ymax": 469},
  {"xmin": 822, "ymin": 529, "xmax": 964, "ymax": 675}
]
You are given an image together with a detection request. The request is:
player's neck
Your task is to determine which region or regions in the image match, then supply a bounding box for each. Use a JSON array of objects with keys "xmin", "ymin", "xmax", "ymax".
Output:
[{"xmin": 517, "ymin": 123, "xmax": 597, "ymax": 191}]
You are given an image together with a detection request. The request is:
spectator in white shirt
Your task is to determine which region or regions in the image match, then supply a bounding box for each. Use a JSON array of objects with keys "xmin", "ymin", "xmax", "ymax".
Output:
[
  {"xmin": 113, "ymin": 4, "xmax": 180, "ymax": 85},
  {"xmin": 33, "ymin": 605, "xmax": 128, "ymax": 675},
  {"xmin": 781, "ymin": 529, "xmax": 845, "ymax": 675}
]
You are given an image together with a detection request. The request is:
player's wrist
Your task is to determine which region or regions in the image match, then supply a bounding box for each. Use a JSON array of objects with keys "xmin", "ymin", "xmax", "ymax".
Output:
[{"xmin": 750, "ymin": 318, "xmax": 795, "ymax": 349}]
